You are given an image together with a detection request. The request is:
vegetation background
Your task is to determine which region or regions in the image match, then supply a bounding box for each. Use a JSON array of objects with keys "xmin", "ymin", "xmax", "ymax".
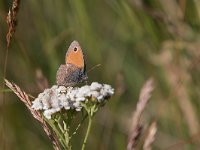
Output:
[{"xmin": 1, "ymin": 0, "xmax": 200, "ymax": 149}]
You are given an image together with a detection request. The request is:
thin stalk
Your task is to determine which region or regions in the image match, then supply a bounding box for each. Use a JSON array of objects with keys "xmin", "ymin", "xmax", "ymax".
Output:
[
  {"xmin": 61, "ymin": 113, "xmax": 72, "ymax": 149},
  {"xmin": 63, "ymin": 120, "xmax": 71, "ymax": 150},
  {"xmin": 57, "ymin": 121, "xmax": 64, "ymax": 133},
  {"xmin": 81, "ymin": 116, "xmax": 92, "ymax": 150},
  {"xmin": 70, "ymin": 114, "xmax": 88, "ymax": 139},
  {"xmin": 55, "ymin": 116, "xmax": 71, "ymax": 150},
  {"xmin": 48, "ymin": 120, "xmax": 67, "ymax": 149}
]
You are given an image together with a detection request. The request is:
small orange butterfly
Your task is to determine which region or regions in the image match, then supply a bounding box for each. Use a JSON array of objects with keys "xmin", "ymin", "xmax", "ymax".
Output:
[{"xmin": 56, "ymin": 41, "xmax": 88, "ymax": 87}]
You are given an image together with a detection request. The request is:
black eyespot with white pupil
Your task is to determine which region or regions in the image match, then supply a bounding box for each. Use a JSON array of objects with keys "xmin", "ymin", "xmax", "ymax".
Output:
[{"xmin": 74, "ymin": 47, "xmax": 78, "ymax": 52}]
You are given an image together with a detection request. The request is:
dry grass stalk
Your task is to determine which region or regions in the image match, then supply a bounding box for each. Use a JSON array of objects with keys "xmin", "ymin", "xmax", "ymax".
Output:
[
  {"xmin": 4, "ymin": 79, "xmax": 61, "ymax": 150},
  {"xmin": 35, "ymin": 69, "xmax": 49, "ymax": 91},
  {"xmin": 4, "ymin": 0, "xmax": 21, "ymax": 89},
  {"xmin": 127, "ymin": 78, "xmax": 154, "ymax": 150},
  {"xmin": 6, "ymin": 0, "xmax": 20, "ymax": 48},
  {"xmin": 156, "ymin": 47, "xmax": 200, "ymax": 136},
  {"xmin": 143, "ymin": 122, "xmax": 157, "ymax": 150}
]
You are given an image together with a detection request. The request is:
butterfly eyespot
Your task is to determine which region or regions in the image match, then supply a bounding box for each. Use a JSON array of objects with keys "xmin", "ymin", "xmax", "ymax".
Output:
[{"xmin": 73, "ymin": 47, "xmax": 78, "ymax": 52}]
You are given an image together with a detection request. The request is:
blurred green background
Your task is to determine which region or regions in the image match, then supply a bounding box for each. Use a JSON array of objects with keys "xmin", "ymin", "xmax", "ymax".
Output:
[{"xmin": 1, "ymin": 0, "xmax": 200, "ymax": 149}]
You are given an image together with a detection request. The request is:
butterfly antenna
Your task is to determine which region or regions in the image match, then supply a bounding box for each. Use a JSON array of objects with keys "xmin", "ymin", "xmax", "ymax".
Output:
[{"xmin": 87, "ymin": 64, "xmax": 101, "ymax": 73}]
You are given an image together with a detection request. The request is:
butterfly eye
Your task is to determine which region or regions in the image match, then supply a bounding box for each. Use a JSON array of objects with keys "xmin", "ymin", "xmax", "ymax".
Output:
[{"xmin": 73, "ymin": 47, "xmax": 78, "ymax": 52}]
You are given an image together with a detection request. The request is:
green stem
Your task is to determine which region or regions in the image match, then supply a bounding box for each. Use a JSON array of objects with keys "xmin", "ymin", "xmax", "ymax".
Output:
[
  {"xmin": 63, "ymin": 121, "xmax": 71, "ymax": 150},
  {"xmin": 70, "ymin": 113, "xmax": 88, "ymax": 139},
  {"xmin": 48, "ymin": 120, "xmax": 67, "ymax": 149},
  {"xmin": 81, "ymin": 116, "xmax": 92, "ymax": 150},
  {"xmin": 56, "ymin": 116, "xmax": 71, "ymax": 150},
  {"xmin": 60, "ymin": 113, "xmax": 71, "ymax": 149}
]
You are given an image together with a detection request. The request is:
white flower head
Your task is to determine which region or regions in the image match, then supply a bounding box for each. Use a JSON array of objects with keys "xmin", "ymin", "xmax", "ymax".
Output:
[
  {"xmin": 90, "ymin": 82, "xmax": 102, "ymax": 91},
  {"xmin": 32, "ymin": 82, "xmax": 114, "ymax": 119},
  {"xmin": 32, "ymin": 98, "xmax": 43, "ymax": 110}
]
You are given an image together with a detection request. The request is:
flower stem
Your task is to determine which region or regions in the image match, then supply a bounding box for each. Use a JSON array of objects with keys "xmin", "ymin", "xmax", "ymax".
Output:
[
  {"xmin": 70, "ymin": 113, "xmax": 88, "ymax": 139},
  {"xmin": 81, "ymin": 116, "xmax": 92, "ymax": 150},
  {"xmin": 63, "ymin": 120, "xmax": 71, "ymax": 150},
  {"xmin": 48, "ymin": 119, "xmax": 67, "ymax": 149}
]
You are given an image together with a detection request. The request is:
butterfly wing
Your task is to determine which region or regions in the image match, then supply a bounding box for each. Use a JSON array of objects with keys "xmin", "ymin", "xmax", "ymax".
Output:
[
  {"xmin": 56, "ymin": 41, "xmax": 87, "ymax": 87},
  {"xmin": 56, "ymin": 64, "xmax": 87, "ymax": 87}
]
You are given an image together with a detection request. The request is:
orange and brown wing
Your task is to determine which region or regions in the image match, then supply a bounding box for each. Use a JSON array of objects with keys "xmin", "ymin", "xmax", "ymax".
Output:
[{"xmin": 65, "ymin": 41, "xmax": 85, "ymax": 68}]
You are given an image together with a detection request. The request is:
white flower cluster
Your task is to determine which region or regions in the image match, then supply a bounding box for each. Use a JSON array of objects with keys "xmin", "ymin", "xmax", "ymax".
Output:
[{"xmin": 32, "ymin": 82, "xmax": 114, "ymax": 119}]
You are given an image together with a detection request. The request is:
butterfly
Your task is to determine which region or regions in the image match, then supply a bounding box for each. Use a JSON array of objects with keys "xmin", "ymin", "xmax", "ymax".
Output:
[{"xmin": 56, "ymin": 41, "xmax": 88, "ymax": 87}]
